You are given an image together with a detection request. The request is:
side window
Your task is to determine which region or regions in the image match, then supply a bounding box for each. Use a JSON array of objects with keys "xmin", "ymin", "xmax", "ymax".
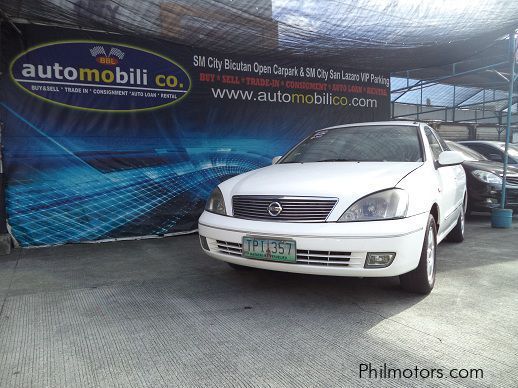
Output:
[
  {"xmin": 465, "ymin": 144, "xmax": 485, "ymax": 154},
  {"xmin": 434, "ymin": 130, "xmax": 449, "ymax": 151},
  {"xmin": 468, "ymin": 144, "xmax": 497, "ymax": 159},
  {"xmin": 482, "ymin": 145, "xmax": 504, "ymax": 162},
  {"xmin": 424, "ymin": 126, "xmax": 443, "ymax": 160}
]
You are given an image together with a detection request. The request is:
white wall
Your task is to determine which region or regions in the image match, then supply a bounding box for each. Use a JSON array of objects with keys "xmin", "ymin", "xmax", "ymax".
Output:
[{"xmin": 392, "ymin": 103, "xmax": 518, "ymax": 142}]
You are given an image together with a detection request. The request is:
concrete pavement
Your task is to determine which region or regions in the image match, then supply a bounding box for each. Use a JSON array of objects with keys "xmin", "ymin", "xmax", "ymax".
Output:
[{"xmin": 0, "ymin": 215, "xmax": 517, "ymax": 387}]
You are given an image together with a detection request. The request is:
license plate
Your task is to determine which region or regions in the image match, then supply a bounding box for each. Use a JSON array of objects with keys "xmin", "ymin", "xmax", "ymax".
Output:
[{"xmin": 242, "ymin": 236, "xmax": 296, "ymax": 263}]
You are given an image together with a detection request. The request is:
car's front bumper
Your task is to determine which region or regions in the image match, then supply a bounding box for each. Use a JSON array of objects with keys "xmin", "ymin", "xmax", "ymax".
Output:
[
  {"xmin": 198, "ymin": 211, "xmax": 429, "ymax": 277},
  {"xmin": 468, "ymin": 185, "xmax": 518, "ymax": 212}
]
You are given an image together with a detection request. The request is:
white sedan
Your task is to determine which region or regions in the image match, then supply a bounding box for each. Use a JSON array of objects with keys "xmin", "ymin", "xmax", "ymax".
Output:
[{"xmin": 199, "ymin": 121, "xmax": 466, "ymax": 293}]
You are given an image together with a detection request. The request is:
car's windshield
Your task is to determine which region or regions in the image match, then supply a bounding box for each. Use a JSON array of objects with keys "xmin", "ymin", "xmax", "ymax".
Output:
[
  {"xmin": 280, "ymin": 125, "xmax": 423, "ymax": 163},
  {"xmin": 446, "ymin": 142, "xmax": 487, "ymax": 162},
  {"xmin": 497, "ymin": 143, "xmax": 518, "ymax": 159}
]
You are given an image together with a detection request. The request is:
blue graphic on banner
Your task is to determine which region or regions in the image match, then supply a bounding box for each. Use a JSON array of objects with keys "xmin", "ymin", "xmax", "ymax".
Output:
[
  {"xmin": 1, "ymin": 100, "xmax": 281, "ymax": 246},
  {"xmin": 1, "ymin": 25, "xmax": 390, "ymax": 247}
]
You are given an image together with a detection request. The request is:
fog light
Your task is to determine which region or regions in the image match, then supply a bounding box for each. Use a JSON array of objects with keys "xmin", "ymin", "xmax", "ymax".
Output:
[
  {"xmin": 199, "ymin": 236, "xmax": 210, "ymax": 251},
  {"xmin": 365, "ymin": 252, "xmax": 396, "ymax": 268}
]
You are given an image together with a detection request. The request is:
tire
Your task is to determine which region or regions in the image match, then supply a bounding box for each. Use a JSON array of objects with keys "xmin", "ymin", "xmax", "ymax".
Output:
[
  {"xmin": 446, "ymin": 195, "xmax": 466, "ymax": 243},
  {"xmin": 446, "ymin": 209, "xmax": 465, "ymax": 243},
  {"xmin": 465, "ymin": 207, "xmax": 472, "ymax": 218},
  {"xmin": 227, "ymin": 262, "xmax": 255, "ymax": 271},
  {"xmin": 465, "ymin": 199, "xmax": 473, "ymax": 218},
  {"xmin": 400, "ymin": 214, "xmax": 437, "ymax": 294}
]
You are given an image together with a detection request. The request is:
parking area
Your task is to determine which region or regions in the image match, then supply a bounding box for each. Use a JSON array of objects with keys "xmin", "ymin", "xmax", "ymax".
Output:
[{"xmin": 0, "ymin": 215, "xmax": 517, "ymax": 387}]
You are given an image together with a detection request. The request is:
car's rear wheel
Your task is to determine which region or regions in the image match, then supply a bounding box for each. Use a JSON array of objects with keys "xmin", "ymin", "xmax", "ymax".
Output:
[{"xmin": 400, "ymin": 214, "xmax": 437, "ymax": 294}]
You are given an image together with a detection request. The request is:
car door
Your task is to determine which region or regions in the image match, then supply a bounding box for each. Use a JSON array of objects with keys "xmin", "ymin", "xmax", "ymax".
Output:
[
  {"xmin": 435, "ymin": 131, "xmax": 466, "ymax": 208},
  {"xmin": 423, "ymin": 126, "xmax": 460, "ymax": 234}
]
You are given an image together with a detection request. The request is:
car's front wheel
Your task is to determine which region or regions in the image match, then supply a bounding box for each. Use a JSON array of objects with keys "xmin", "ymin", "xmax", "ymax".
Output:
[{"xmin": 399, "ymin": 214, "xmax": 437, "ymax": 294}]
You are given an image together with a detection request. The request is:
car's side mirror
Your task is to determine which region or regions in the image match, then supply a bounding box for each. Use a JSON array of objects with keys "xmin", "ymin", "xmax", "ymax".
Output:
[
  {"xmin": 488, "ymin": 153, "xmax": 502, "ymax": 162},
  {"xmin": 272, "ymin": 156, "xmax": 282, "ymax": 164},
  {"xmin": 437, "ymin": 151, "xmax": 464, "ymax": 167}
]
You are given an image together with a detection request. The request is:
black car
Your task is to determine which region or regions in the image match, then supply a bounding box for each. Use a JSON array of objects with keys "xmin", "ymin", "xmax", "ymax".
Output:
[
  {"xmin": 458, "ymin": 140, "xmax": 518, "ymax": 164},
  {"xmin": 446, "ymin": 141, "xmax": 518, "ymax": 213}
]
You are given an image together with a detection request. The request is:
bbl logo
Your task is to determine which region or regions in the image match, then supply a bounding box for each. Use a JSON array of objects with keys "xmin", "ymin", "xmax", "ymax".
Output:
[
  {"xmin": 90, "ymin": 45, "xmax": 125, "ymax": 66},
  {"xmin": 10, "ymin": 41, "xmax": 192, "ymax": 112}
]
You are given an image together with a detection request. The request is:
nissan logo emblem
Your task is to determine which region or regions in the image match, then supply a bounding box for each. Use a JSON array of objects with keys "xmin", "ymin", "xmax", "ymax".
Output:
[{"xmin": 267, "ymin": 201, "xmax": 283, "ymax": 217}]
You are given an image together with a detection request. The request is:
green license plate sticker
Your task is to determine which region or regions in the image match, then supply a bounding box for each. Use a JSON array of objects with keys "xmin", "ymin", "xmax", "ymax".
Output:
[{"xmin": 242, "ymin": 237, "xmax": 296, "ymax": 263}]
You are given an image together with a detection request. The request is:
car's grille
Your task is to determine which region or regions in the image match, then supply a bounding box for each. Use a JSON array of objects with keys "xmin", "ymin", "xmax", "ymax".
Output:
[
  {"xmin": 505, "ymin": 175, "xmax": 518, "ymax": 185},
  {"xmin": 296, "ymin": 249, "xmax": 352, "ymax": 266},
  {"xmin": 216, "ymin": 240, "xmax": 242, "ymax": 256},
  {"xmin": 232, "ymin": 196, "xmax": 337, "ymax": 222},
  {"xmin": 214, "ymin": 240, "xmax": 356, "ymax": 267},
  {"xmin": 506, "ymin": 190, "xmax": 518, "ymax": 205}
]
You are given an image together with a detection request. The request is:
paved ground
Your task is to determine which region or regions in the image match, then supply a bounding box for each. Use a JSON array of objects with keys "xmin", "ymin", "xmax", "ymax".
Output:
[{"xmin": 0, "ymin": 215, "xmax": 517, "ymax": 388}]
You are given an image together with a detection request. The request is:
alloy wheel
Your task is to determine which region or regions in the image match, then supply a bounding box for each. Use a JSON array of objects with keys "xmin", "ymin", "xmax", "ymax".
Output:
[{"xmin": 426, "ymin": 226, "xmax": 436, "ymax": 285}]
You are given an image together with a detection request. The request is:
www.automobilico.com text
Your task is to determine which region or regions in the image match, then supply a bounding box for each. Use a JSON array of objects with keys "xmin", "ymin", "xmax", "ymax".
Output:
[{"xmin": 193, "ymin": 54, "xmax": 389, "ymax": 109}]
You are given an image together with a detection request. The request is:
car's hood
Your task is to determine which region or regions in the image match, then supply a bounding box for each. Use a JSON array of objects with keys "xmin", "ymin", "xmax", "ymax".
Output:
[
  {"xmin": 226, "ymin": 162, "xmax": 423, "ymax": 200},
  {"xmin": 462, "ymin": 160, "xmax": 518, "ymax": 176}
]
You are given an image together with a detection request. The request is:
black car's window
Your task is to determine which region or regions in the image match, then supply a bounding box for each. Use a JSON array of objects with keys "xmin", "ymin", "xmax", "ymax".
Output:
[
  {"xmin": 465, "ymin": 143, "xmax": 494, "ymax": 155},
  {"xmin": 497, "ymin": 143, "xmax": 518, "ymax": 163},
  {"xmin": 423, "ymin": 126, "xmax": 443, "ymax": 160},
  {"xmin": 461, "ymin": 142, "xmax": 518, "ymax": 164},
  {"xmin": 446, "ymin": 142, "xmax": 487, "ymax": 161},
  {"xmin": 280, "ymin": 125, "xmax": 423, "ymax": 163}
]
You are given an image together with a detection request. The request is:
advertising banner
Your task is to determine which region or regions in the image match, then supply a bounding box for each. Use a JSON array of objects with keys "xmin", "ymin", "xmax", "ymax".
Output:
[{"xmin": 0, "ymin": 24, "xmax": 390, "ymax": 246}]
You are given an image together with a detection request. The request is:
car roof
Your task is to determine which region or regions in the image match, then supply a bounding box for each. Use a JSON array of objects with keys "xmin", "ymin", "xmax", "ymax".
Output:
[{"xmin": 320, "ymin": 120, "xmax": 422, "ymax": 131}]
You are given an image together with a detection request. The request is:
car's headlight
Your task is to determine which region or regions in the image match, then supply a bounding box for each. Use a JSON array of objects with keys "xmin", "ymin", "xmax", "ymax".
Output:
[
  {"xmin": 205, "ymin": 187, "xmax": 227, "ymax": 215},
  {"xmin": 338, "ymin": 189, "xmax": 408, "ymax": 222},
  {"xmin": 471, "ymin": 170, "xmax": 502, "ymax": 185}
]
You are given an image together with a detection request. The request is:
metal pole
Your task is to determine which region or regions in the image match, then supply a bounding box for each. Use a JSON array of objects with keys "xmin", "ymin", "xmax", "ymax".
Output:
[
  {"xmin": 482, "ymin": 89, "xmax": 486, "ymax": 118},
  {"xmin": 0, "ymin": 22, "xmax": 9, "ymax": 236},
  {"xmin": 390, "ymin": 61, "xmax": 508, "ymax": 93},
  {"xmin": 0, "ymin": 122, "xmax": 7, "ymax": 235},
  {"xmin": 418, "ymin": 82, "xmax": 422, "ymax": 120},
  {"xmin": 452, "ymin": 85, "xmax": 456, "ymax": 122},
  {"xmin": 501, "ymin": 30, "xmax": 516, "ymax": 209}
]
